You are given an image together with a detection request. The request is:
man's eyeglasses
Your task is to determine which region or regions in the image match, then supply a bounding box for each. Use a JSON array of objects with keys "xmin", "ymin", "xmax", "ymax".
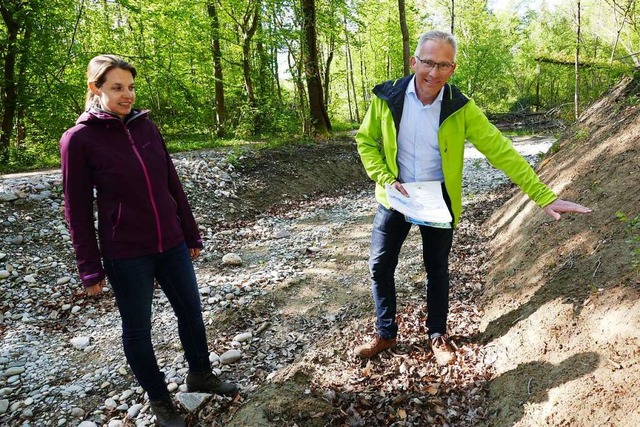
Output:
[{"xmin": 415, "ymin": 56, "xmax": 455, "ymax": 72}]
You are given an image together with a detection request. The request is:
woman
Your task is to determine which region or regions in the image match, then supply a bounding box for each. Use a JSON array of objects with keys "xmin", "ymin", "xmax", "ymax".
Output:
[{"xmin": 60, "ymin": 54, "xmax": 237, "ymax": 427}]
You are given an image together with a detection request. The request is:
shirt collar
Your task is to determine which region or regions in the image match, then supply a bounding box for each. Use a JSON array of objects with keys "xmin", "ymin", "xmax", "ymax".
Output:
[{"xmin": 408, "ymin": 75, "xmax": 445, "ymax": 103}]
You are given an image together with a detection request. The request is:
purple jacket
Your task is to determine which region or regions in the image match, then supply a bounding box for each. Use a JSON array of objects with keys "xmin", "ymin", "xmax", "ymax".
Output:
[{"xmin": 60, "ymin": 109, "xmax": 203, "ymax": 287}]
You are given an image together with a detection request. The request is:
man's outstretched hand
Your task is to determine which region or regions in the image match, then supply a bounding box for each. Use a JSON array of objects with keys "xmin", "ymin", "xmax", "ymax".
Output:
[{"xmin": 543, "ymin": 199, "xmax": 592, "ymax": 221}]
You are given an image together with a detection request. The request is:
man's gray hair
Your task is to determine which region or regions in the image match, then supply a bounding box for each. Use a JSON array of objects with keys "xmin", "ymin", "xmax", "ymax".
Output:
[{"xmin": 414, "ymin": 30, "xmax": 457, "ymax": 59}]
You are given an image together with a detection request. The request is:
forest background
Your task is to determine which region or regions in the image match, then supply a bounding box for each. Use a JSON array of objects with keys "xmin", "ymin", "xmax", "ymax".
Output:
[{"xmin": 0, "ymin": 0, "xmax": 639, "ymax": 173}]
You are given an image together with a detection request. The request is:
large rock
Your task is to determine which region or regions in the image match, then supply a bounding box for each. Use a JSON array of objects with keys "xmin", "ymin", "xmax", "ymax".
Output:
[{"xmin": 222, "ymin": 253, "xmax": 242, "ymax": 266}]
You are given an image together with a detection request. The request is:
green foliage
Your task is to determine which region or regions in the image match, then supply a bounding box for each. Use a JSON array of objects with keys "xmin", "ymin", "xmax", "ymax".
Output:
[
  {"xmin": 574, "ymin": 127, "xmax": 590, "ymax": 141},
  {"xmin": 2, "ymin": 0, "xmax": 640, "ymax": 171},
  {"xmin": 616, "ymin": 211, "xmax": 640, "ymax": 273},
  {"xmin": 0, "ymin": 138, "xmax": 61, "ymax": 174}
]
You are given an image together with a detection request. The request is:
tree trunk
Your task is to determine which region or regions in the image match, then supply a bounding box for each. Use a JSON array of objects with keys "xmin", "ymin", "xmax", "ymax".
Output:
[
  {"xmin": 289, "ymin": 51, "xmax": 308, "ymax": 134},
  {"xmin": 0, "ymin": 4, "xmax": 20, "ymax": 160},
  {"xmin": 323, "ymin": 33, "xmax": 335, "ymax": 107},
  {"xmin": 301, "ymin": 0, "xmax": 331, "ymax": 134},
  {"xmin": 345, "ymin": 43, "xmax": 354, "ymax": 123},
  {"xmin": 207, "ymin": 2, "xmax": 226, "ymax": 137},
  {"xmin": 575, "ymin": 0, "xmax": 581, "ymax": 120},
  {"xmin": 398, "ymin": 0, "xmax": 410, "ymax": 75},
  {"xmin": 15, "ymin": 26, "xmax": 31, "ymax": 146},
  {"xmin": 239, "ymin": 0, "xmax": 260, "ymax": 115},
  {"xmin": 358, "ymin": 33, "xmax": 368, "ymax": 110},
  {"xmin": 535, "ymin": 61, "xmax": 541, "ymax": 112},
  {"xmin": 450, "ymin": 0, "xmax": 455, "ymax": 35}
]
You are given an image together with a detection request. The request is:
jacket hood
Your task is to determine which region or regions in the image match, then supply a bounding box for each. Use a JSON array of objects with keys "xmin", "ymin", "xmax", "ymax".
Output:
[{"xmin": 75, "ymin": 108, "xmax": 149, "ymax": 126}]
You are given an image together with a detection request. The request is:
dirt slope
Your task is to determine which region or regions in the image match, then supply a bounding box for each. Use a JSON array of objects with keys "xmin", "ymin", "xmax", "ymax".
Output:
[{"xmin": 480, "ymin": 74, "xmax": 640, "ymax": 426}]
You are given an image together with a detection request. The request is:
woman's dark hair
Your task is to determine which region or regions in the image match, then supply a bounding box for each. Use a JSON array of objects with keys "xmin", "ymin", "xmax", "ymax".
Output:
[{"xmin": 85, "ymin": 55, "xmax": 137, "ymax": 110}]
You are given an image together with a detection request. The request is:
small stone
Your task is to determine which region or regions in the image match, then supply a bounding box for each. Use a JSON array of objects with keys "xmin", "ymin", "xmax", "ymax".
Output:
[
  {"xmin": 126, "ymin": 403, "xmax": 143, "ymax": 418},
  {"xmin": 222, "ymin": 253, "xmax": 242, "ymax": 266},
  {"xmin": 56, "ymin": 277, "xmax": 71, "ymax": 285},
  {"xmin": 256, "ymin": 322, "xmax": 271, "ymax": 334},
  {"xmin": 23, "ymin": 274, "xmax": 36, "ymax": 283},
  {"xmin": 4, "ymin": 367, "xmax": 25, "ymax": 376},
  {"xmin": 0, "ymin": 271, "xmax": 9, "ymax": 279},
  {"xmin": 0, "ymin": 399, "xmax": 9, "ymax": 414},
  {"xmin": 0, "ymin": 193, "xmax": 18, "ymax": 202},
  {"xmin": 105, "ymin": 398, "xmax": 117, "ymax": 410},
  {"xmin": 9, "ymin": 235, "xmax": 23, "ymax": 245},
  {"xmin": 219, "ymin": 350, "xmax": 242, "ymax": 365},
  {"xmin": 233, "ymin": 332, "xmax": 252, "ymax": 343},
  {"xmin": 70, "ymin": 407, "xmax": 85, "ymax": 418},
  {"xmin": 274, "ymin": 230, "xmax": 291, "ymax": 239},
  {"xmin": 78, "ymin": 422, "xmax": 98, "ymax": 427},
  {"xmin": 70, "ymin": 336, "xmax": 91, "ymax": 350},
  {"xmin": 176, "ymin": 392, "xmax": 212, "ymax": 413}
]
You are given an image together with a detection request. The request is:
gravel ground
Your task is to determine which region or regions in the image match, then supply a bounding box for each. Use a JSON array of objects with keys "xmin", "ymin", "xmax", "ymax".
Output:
[{"xmin": 0, "ymin": 137, "xmax": 551, "ymax": 427}]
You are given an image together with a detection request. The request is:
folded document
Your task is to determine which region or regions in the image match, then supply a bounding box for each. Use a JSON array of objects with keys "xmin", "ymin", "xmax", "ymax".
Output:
[{"xmin": 385, "ymin": 181, "xmax": 453, "ymax": 229}]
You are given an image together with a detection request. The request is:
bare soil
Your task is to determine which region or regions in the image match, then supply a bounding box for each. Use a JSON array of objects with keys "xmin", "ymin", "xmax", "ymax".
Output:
[{"xmin": 480, "ymin": 75, "xmax": 640, "ymax": 426}]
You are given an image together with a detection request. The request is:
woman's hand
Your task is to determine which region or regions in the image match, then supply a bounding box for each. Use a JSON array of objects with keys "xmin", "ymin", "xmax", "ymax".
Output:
[
  {"xmin": 85, "ymin": 279, "xmax": 105, "ymax": 296},
  {"xmin": 189, "ymin": 248, "xmax": 201, "ymax": 260}
]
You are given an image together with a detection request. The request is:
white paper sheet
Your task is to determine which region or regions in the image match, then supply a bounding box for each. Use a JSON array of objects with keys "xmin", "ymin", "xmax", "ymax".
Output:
[{"xmin": 385, "ymin": 181, "xmax": 453, "ymax": 224}]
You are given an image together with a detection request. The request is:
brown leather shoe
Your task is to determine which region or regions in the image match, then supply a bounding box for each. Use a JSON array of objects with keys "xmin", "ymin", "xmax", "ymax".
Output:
[
  {"xmin": 431, "ymin": 334, "xmax": 456, "ymax": 366},
  {"xmin": 354, "ymin": 334, "xmax": 397, "ymax": 358}
]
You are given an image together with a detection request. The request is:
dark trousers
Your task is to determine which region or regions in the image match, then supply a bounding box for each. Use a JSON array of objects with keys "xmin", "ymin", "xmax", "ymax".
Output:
[
  {"xmin": 104, "ymin": 242, "xmax": 211, "ymax": 401},
  {"xmin": 369, "ymin": 204, "xmax": 454, "ymax": 339}
]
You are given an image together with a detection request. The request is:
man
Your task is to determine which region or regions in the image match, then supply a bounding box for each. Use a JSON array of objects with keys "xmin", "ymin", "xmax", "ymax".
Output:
[{"xmin": 354, "ymin": 30, "xmax": 591, "ymax": 366}]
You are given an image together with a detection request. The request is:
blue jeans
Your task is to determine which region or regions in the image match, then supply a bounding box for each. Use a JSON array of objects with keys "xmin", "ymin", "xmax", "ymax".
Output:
[
  {"xmin": 369, "ymin": 204, "xmax": 453, "ymax": 339},
  {"xmin": 104, "ymin": 242, "xmax": 210, "ymax": 401}
]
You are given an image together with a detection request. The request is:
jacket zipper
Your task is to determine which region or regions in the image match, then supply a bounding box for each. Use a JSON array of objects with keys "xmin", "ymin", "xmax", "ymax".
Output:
[{"xmin": 123, "ymin": 122, "xmax": 164, "ymax": 253}]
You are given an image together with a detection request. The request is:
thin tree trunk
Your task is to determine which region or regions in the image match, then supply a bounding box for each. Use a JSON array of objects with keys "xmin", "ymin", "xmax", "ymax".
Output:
[
  {"xmin": 358, "ymin": 33, "xmax": 368, "ymax": 110},
  {"xmin": 575, "ymin": 0, "xmax": 581, "ymax": 120},
  {"xmin": 208, "ymin": 1, "xmax": 226, "ymax": 137},
  {"xmin": 451, "ymin": 0, "xmax": 455, "ymax": 35},
  {"xmin": 346, "ymin": 35, "xmax": 360, "ymax": 122},
  {"xmin": 345, "ymin": 43, "xmax": 353, "ymax": 123},
  {"xmin": 15, "ymin": 26, "xmax": 31, "ymax": 146},
  {"xmin": 398, "ymin": 0, "xmax": 410, "ymax": 75},
  {"xmin": 323, "ymin": 33, "xmax": 335, "ymax": 107},
  {"xmin": 289, "ymin": 51, "xmax": 308, "ymax": 134},
  {"xmin": 535, "ymin": 61, "xmax": 541, "ymax": 112},
  {"xmin": 272, "ymin": 45, "xmax": 282, "ymax": 101},
  {"xmin": 0, "ymin": 5, "xmax": 20, "ymax": 159},
  {"xmin": 242, "ymin": 14, "xmax": 259, "ymax": 109}
]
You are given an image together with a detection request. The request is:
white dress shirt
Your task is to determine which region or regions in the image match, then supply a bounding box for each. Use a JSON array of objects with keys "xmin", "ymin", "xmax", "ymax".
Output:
[{"xmin": 397, "ymin": 77, "xmax": 445, "ymax": 183}]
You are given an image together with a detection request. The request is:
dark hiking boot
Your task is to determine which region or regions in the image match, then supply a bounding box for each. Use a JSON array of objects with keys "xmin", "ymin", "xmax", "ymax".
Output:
[
  {"xmin": 149, "ymin": 396, "xmax": 185, "ymax": 427},
  {"xmin": 186, "ymin": 371, "xmax": 238, "ymax": 396}
]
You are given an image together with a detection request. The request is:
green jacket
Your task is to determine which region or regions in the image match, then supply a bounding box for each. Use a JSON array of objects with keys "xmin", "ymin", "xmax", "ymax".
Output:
[{"xmin": 356, "ymin": 75, "xmax": 557, "ymax": 227}]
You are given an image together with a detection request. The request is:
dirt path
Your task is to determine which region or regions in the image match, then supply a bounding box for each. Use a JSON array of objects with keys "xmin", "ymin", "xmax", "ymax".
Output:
[{"xmin": 0, "ymin": 136, "xmax": 551, "ymax": 426}]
